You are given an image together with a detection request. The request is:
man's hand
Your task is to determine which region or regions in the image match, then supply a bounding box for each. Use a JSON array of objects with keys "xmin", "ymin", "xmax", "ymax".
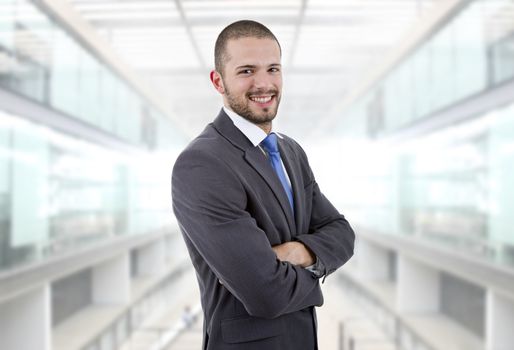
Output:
[{"xmin": 272, "ymin": 242, "xmax": 315, "ymax": 268}]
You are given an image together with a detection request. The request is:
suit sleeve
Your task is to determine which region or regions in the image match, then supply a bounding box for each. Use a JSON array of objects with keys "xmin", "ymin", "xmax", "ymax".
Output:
[
  {"xmin": 293, "ymin": 146, "xmax": 355, "ymax": 280},
  {"xmin": 172, "ymin": 148, "xmax": 323, "ymax": 319}
]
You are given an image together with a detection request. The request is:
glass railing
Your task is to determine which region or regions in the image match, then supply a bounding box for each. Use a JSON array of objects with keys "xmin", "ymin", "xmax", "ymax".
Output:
[{"xmin": 0, "ymin": 109, "xmax": 180, "ymax": 272}]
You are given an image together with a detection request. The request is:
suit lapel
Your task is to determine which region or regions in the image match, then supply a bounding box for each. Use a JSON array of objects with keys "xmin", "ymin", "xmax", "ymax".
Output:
[
  {"xmin": 211, "ymin": 109, "xmax": 297, "ymax": 234},
  {"xmin": 244, "ymin": 147, "xmax": 296, "ymax": 234},
  {"xmin": 278, "ymin": 139, "xmax": 304, "ymax": 234}
]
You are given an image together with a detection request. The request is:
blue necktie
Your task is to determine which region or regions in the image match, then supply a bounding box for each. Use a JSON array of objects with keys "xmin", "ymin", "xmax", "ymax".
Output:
[{"xmin": 260, "ymin": 133, "xmax": 294, "ymax": 214}]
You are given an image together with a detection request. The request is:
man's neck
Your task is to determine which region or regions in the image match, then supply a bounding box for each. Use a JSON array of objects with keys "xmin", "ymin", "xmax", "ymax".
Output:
[{"xmin": 257, "ymin": 122, "xmax": 272, "ymax": 135}]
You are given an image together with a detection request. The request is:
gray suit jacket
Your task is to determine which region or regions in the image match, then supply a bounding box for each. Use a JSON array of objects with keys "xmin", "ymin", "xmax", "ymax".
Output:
[{"xmin": 172, "ymin": 109, "xmax": 355, "ymax": 350}]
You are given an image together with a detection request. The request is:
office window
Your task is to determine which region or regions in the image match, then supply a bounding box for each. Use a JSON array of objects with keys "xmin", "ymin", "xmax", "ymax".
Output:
[
  {"xmin": 98, "ymin": 70, "xmax": 119, "ymax": 133},
  {"xmin": 382, "ymin": 58, "xmax": 416, "ymax": 130},
  {"xmin": 50, "ymin": 30, "xmax": 79, "ymax": 116},
  {"xmin": 7, "ymin": 0, "xmax": 51, "ymax": 102},
  {"xmin": 411, "ymin": 44, "xmax": 432, "ymax": 120},
  {"xmin": 77, "ymin": 50, "xmax": 101, "ymax": 125},
  {"xmin": 0, "ymin": 0, "xmax": 15, "ymax": 87},
  {"xmin": 487, "ymin": 103, "xmax": 514, "ymax": 264},
  {"xmin": 453, "ymin": 1, "xmax": 487, "ymax": 100},
  {"xmin": 430, "ymin": 23, "xmax": 455, "ymax": 112},
  {"xmin": 483, "ymin": 0, "xmax": 514, "ymax": 85},
  {"xmin": 11, "ymin": 120, "xmax": 49, "ymax": 259},
  {"xmin": 0, "ymin": 1, "xmax": 15, "ymax": 50},
  {"xmin": 489, "ymin": 32, "xmax": 514, "ymax": 85}
]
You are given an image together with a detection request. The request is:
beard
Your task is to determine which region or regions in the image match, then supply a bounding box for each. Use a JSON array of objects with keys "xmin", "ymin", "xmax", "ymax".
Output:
[{"xmin": 224, "ymin": 84, "xmax": 281, "ymax": 125}]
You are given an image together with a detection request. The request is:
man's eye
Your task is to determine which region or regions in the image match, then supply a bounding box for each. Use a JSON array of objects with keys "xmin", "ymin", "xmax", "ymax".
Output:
[
  {"xmin": 239, "ymin": 69, "xmax": 252, "ymax": 74},
  {"xmin": 270, "ymin": 67, "xmax": 280, "ymax": 73}
]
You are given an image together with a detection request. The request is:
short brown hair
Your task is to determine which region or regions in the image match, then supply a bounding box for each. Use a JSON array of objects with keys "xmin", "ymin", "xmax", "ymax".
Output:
[{"xmin": 214, "ymin": 20, "xmax": 281, "ymax": 75}]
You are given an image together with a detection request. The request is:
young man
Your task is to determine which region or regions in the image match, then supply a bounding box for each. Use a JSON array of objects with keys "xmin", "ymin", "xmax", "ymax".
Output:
[{"xmin": 172, "ymin": 20, "xmax": 355, "ymax": 350}]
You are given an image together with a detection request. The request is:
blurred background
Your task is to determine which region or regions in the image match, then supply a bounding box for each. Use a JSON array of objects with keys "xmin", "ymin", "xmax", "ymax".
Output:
[{"xmin": 1, "ymin": 0, "xmax": 514, "ymax": 349}]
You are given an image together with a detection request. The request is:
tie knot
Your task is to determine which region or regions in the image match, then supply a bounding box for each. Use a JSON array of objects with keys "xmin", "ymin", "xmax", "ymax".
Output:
[{"xmin": 261, "ymin": 133, "xmax": 279, "ymax": 154}]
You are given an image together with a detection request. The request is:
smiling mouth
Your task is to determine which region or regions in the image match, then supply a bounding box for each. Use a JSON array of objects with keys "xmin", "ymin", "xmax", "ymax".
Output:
[{"xmin": 249, "ymin": 95, "xmax": 273, "ymax": 103}]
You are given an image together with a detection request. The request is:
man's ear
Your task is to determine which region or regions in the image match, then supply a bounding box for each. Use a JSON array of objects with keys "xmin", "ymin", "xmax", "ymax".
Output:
[{"xmin": 210, "ymin": 70, "xmax": 225, "ymax": 95}]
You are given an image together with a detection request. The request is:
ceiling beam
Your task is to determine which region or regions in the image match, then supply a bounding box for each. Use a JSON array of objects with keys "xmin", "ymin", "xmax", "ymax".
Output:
[
  {"xmin": 287, "ymin": 0, "xmax": 308, "ymax": 67},
  {"xmin": 174, "ymin": 0, "xmax": 207, "ymax": 69}
]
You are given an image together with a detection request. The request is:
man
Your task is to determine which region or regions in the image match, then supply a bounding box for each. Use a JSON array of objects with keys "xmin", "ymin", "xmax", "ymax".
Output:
[{"xmin": 172, "ymin": 20, "xmax": 354, "ymax": 350}]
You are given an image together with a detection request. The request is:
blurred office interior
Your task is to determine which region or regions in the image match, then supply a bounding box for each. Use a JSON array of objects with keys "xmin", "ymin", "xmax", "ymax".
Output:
[{"xmin": 1, "ymin": 0, "xmax": 514, "ymax": 349}]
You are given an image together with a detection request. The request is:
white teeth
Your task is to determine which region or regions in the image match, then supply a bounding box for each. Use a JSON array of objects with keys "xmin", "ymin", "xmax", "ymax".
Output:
[{"xmin": 250, "ymin": 96, "xmax": 272, "ymax": 103}]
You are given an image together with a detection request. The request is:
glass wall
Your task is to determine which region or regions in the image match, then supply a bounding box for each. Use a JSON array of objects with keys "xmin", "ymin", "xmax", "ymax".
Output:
[
  {"xmin": 0, "ymin": 110, "xmax": 179, "ymax": 271},
  {"xmin": 327, "ymin": 0, "xmax": 514, "ymax": 269},
  {"xmin": 0, "ymin": 0, "xmax": 181, "ymax": 149},
  {"xmin": 0, "ymin": 0, "xmax": 186, "ymax": 272},
  {"xmin": 338, "ymin": 0, "xmax": 514, "ymax": 138}
]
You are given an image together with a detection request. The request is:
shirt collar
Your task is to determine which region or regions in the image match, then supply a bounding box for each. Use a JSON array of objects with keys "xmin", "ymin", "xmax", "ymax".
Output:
[{"xmin": 223, "ymin": 105, "xmax": 283, "ymax": 147}]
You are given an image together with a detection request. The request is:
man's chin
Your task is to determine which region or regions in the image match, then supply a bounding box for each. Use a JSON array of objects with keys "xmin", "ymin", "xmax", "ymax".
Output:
[
  {"xmin": 229, "ymin": 104, "xmax": 278, "ymax": 125},
  {"xmin": 250, "ymin": 108, "xmax": 277, "ymax": 122},
  {"xmin": 247, "ymin": 114, "xmax": 276, "ymax": 125}
]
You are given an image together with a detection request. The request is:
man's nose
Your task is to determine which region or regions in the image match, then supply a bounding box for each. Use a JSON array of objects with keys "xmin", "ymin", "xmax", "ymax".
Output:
[{"xmin": 253, "ymin": 71, "xmax": 275, "ymax": 90}]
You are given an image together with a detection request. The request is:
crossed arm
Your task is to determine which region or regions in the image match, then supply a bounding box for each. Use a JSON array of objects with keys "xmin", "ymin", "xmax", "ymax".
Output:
[
  {"xmin": 173, "ymin": 150, "xmax": 324, "ymax": 319},
  {"xmin": 272, "ymin": 241, "xmax": 316, "ymax": 267},
  {"xmin": 172, "ymin": 149, "xmax": 354, "ymax": 318}
]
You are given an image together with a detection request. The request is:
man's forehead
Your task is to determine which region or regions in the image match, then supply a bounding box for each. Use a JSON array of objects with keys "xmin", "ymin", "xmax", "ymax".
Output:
[
  {"xmin": 226, "ymin": 37, "xmax": 280, "ymax": 52},
  {"xmin": 227, "ymin": 36, "xmax": 277, "ymax": 43},
  {"xmin": 224, "ymin": 37, "xmax": 281, "ymax": 65}
]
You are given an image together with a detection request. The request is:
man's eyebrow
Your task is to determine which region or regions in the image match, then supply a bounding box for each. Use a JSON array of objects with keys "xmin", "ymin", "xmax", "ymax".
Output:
[
  {"xmin": 235, "ymin": 64, "xmax": 256, "ymax": 70},
  {"xmin": 234, "ymin": 63, "xmax": 281, "ymax": 70}
]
